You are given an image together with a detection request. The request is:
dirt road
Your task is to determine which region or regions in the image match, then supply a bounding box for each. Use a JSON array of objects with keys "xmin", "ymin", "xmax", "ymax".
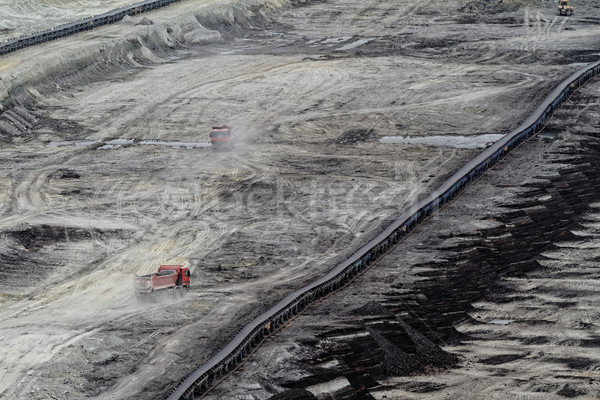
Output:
[{"xmin": 0, "ymin": 0, "xmax": 598, "ymax": 399}]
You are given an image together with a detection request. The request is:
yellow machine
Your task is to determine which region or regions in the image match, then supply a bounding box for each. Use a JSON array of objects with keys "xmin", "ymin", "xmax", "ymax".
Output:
[{"xmin": 558, "ymin": 0, "xmax": 574, "ymax": 16}]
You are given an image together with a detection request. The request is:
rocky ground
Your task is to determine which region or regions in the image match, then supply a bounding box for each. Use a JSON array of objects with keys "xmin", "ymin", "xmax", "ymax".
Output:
[
  {"xmin": 209, "ymin": 76, "xmax": 600, "ymax": 400},
  {"xmin": 0, "ymin": 0, "xmax": 599, "ymax": 399}
]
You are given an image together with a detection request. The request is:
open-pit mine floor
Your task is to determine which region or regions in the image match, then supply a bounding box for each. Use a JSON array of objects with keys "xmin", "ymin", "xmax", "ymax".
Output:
[
  {"xmin": 0, "ymin": 0, "xmax": 599, "ymax": 399},
  {"xmin": 207, "ymin": 76, "xmax": 600, "ymax": 400}
]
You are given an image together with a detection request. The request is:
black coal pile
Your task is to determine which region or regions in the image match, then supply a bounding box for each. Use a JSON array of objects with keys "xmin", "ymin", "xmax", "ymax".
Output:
[
  {"xmin": 354, "ymin": 302, "xmax": 458, "ymax": 376},
  {"xmin": 271, "ymin": 302, "xmax": 457, "ymax": 400},
  {"xmin": 268, "ymin": 388, "xmax": 318, "ymax": 400}
]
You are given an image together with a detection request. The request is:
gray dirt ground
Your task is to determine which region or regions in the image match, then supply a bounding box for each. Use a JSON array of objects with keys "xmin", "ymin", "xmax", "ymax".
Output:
[
  {"xmin": 209, "ymin": 77, "xmax": 600, "ymax": 400},
  {"xmin": 0, "ymin": 0, "xmax": 599, "ymax": 399}
]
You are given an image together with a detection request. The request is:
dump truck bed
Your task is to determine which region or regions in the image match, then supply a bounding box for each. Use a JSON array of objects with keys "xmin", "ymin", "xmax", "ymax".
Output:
[{"xmin": 134, "ymin": 270, "xmax": 177, "ymax": 293}]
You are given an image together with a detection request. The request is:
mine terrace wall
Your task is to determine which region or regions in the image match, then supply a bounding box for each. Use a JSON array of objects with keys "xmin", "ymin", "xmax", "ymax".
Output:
[{"xmin": 0, "ymin": 0, "xmax": 183, "ymax": 55}]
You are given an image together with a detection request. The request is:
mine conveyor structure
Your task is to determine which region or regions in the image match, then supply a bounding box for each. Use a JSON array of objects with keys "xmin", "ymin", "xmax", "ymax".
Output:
[
  {"xmin": 0, "ymin": 0, "xmax": 182, "ymax": 56},
  {"xmin": 166, "ymin": 60, "xmax": 600, "ymax": 400}
]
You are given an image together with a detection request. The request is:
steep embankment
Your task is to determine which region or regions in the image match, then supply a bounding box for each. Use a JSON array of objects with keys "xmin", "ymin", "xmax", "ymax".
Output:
[{"xmin": 0, "ymin": 0, "xmax": 308, "ymax": 137}]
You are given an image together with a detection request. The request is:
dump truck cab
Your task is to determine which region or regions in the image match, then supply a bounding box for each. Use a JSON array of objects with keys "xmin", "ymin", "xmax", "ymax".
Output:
[
  {"xmin": 558, "ymin": 0, "xmax": 573, "ymax": 16},
  {"xmin": 158, "ymin": 265, "xmax": 191, "ymax": 287},
  {"xmin": 134, "ymin": 265, "xmax": 190, "ymax": 300}
]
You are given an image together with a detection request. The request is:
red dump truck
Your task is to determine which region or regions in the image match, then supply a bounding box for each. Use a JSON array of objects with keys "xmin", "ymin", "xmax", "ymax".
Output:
[
  {"xmin": 209, "ymin": 125, "xmax": 232, "ymax": 150},
  {"xmin": 134, "ymin": 265, "xmax": 190, "ymax": 300}
]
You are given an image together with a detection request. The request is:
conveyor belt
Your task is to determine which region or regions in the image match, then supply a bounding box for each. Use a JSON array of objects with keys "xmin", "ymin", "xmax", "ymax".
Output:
[{"xmin": 0, "ymin": 0, "xmax": 182, "ymax": 56}]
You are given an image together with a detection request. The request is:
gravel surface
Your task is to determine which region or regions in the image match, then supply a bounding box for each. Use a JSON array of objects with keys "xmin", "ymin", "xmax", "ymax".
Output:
[
  {"xmin": 207, "ymin": 76, "xmax": 600, "ymax": 400},
  {"xmin": 0, "ymin": 0, "xmax": 598, "ymax": 399}
]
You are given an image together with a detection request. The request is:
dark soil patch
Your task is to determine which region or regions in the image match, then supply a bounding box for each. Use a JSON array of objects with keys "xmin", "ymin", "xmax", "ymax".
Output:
[
  {"xmin": 401, "ymin": 381, "xmax": 447, "ymax": 393},
  {"xmin": 580, "ymin": 337, "xmax": 600, "ymax": 348},
  {"xmin": 0, "ymin": 106, "xmax": 41, "ymax": 138},
  {"xmin": 268, "ymin": 388, "xmax": 318, "ymax": 400},
  {"xmin": 557, "ymin": 384, "xmax": 587, "ymax": 398},
  {"xmin": 11, "ymin": 224, "xmax": 92, "ymax": 251},
  {"xmin": 53, "ymin": 169, "xmax": 81, "ymax": 179},
  {"xmin": 548, "ymin": 357, "xmax": 596, "ymax": 370},
  {"xmin": 480, "ymin": 353, "xmax": 528, "ymax": 365},
  {"xmin": 336, "ymin": 129, "xmax": 376, "ymax": 144},
  {"xmin": 518, "ymin": 336, "xmax": 551, "ymax": 345}
]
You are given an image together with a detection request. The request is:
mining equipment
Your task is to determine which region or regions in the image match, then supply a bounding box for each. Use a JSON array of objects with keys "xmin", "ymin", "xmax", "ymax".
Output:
[
  {"xmin": 209, "ymin": 125, "xmax": 232, "ymax": 150},
  {"xmin": 134, "ymin": 265, "xmax": 190, "ymax": 300},
  {"xmin": 558, "ymin": 0, "xmax": 574, "ymax": 15}
]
